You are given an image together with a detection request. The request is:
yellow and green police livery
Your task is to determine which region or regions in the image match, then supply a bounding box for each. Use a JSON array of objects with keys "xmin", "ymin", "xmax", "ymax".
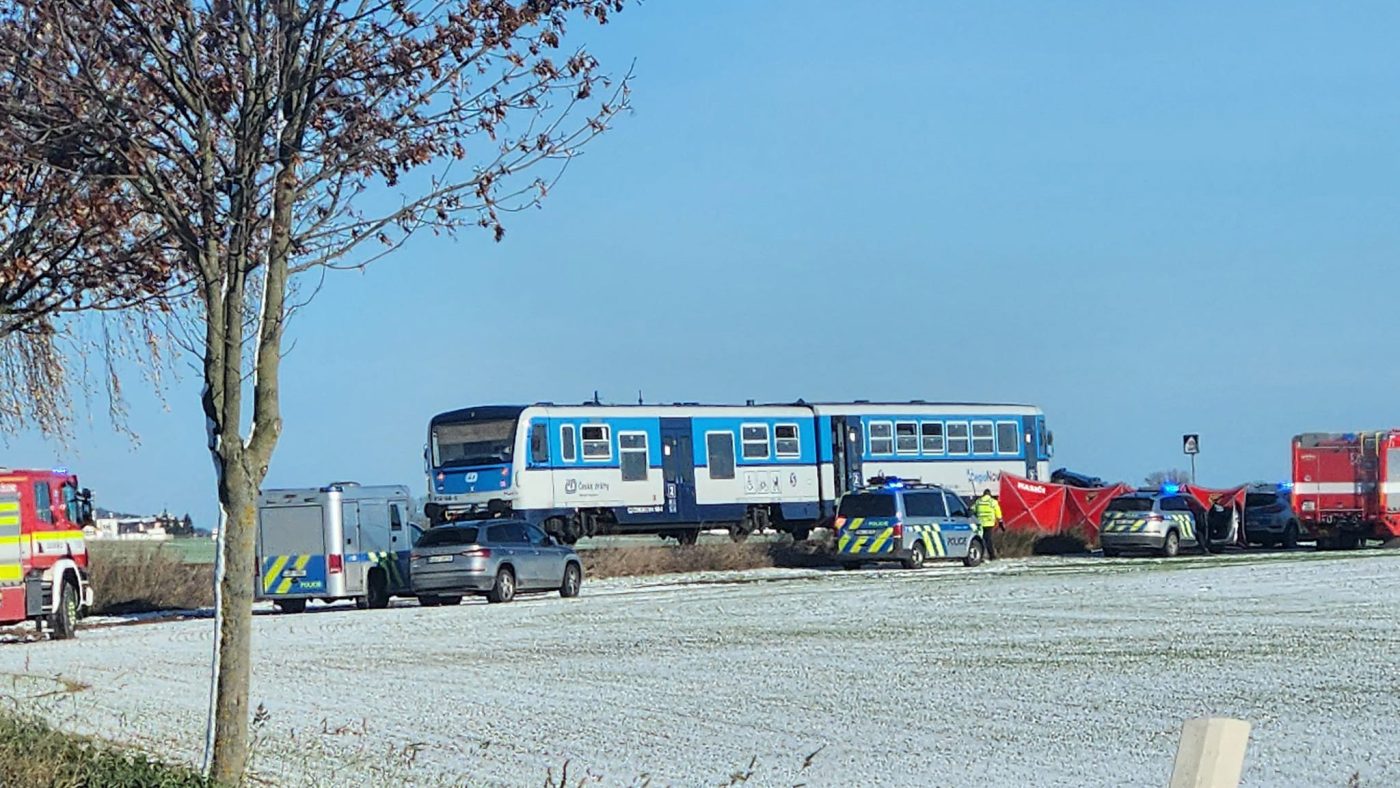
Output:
[
  {"xmin": 834, "ymin": 477, "xmax": 986, "ymax": 569},
  {"xmin": 1099, "ymin": 486, "xmax": 1206, "ymax": 558}
]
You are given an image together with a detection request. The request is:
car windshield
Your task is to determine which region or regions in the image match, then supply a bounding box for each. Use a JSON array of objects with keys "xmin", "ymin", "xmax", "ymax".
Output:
[
  {"xmin": 415, "ymin": 526, "xmax": 479, "ymax": 547},
  {"xmin": 1245, "ymin": 493, "xmax": 1280, "ymax": 508},
  {"xmin": 431, "ymin": 419, "xmax": 517, "ymax": 467},
  {"xmin": 839, "ymin": 494, "xmax": 898, "ymax": 518},
  {"xmin": 1106, "ymin": 497, "xmax": 1154, "ymax": 512}
]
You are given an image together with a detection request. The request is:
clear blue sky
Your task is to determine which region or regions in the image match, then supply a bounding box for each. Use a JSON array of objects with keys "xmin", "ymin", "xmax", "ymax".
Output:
[{"xmin": 8, "ymin": 0, "xmax": 1400, "ymax": 524}]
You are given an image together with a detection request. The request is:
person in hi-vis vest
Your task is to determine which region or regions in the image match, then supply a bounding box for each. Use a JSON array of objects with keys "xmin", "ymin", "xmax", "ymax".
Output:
[{"xmin": 972, "ymin": 488, "xmax": 1002, "ymax": 560}]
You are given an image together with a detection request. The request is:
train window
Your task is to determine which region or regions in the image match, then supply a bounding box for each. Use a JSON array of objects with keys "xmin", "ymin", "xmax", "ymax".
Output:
[
  {"xmin": 946, "ymin": 422, "xmax": 970, "ymax": 455},
  {"xmin": 707, "ymin": 432, "xmax": 736, "ymax": 479},
  {"xmin": 971, "ymin": 421, "xmax": 995, "ymax": 454},
  {"xmin": 581, "ymin": 425, "xmax": 612, "ymax": 460},
  {"xmin": 869, "ymin": 421, "xmax": 894, "ymax": 455},
  {"xmin": 774, "ymin": 424, "xmax": 800, "ymax": 458},
  {"xmin": 921, "ymin": 422, "xmax": 945, "ymax": 454},
  {"xmin": 741, "ymin": 424, "xmax": 770, "ymax": 460},
  {"xmin": 996, "ymin": 421, "xmax": 1021, "ymax": 455},
  {"xmin": 33, "ymin": 482, "xmax": 52, "ymax": 524},
  {"xmin": 529, "ymin": 423, "xmax": 549, "ymax": 464},
  {"xmin": 620, "ymin": 433, "xmax": 649, "ymax": 482},
  {"xmin": 560, "ymin": 425, "xmax": 577, "ymax": 462},
  {"xmin": 895, "ymin": 421, "xmax": 918, "ymax": 454}
]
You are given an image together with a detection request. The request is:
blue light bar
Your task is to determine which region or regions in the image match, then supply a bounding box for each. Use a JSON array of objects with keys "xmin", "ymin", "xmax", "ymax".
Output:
[
  {"xmin": 1160, "ymin": 483, "xmax": 1181, "ymax": 495},
  {"xmin": 52, "ymin": 467, "xmax": 68, "ymax": 475}
]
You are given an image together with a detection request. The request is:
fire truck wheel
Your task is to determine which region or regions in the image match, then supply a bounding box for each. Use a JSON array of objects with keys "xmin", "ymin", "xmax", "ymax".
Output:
[
  {"xmin": 1282, "ymin": 522, "xmax": 1300, "ymax": 549},
  {"xmin": 365, "ymin": 570, "xmax": 390, "ymax": 610},
  {"xmin": 275, "ymin": 598, "xmax": 307, "ymax": 614},
  {"xmin": 49, "ymin": 580, "xmax": 79, "ymax": 640},
  {"xmin": 1159, "ymin": 530, "xmax": 1180, "ymax": 559},
  {"xmin": 487, "ymin": 567, "xmax": 516, "ymax": 604}
]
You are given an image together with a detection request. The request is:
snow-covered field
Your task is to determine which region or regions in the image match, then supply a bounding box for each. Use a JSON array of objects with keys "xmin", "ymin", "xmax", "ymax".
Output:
[{"xmin": 2, "ymin": 551, "xmax": 1397, "ymax": 786}]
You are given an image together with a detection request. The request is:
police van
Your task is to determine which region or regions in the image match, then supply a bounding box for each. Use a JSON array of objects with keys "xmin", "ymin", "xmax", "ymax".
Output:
[
  {"xmin": 834, "ymin": 477, "xmax": 986, "ymax": 569},
  {"xmin": 256, "ymin": 483, "xmax": 419, "ymax": 613}
]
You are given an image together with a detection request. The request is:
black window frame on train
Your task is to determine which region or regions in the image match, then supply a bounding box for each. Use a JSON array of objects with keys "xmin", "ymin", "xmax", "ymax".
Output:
[
  {"xmin": 774, "ymin": 424, "xmax": 801, "ymax": 459},
  {"xmin": 996, "ymin": 420, "xmax": 1021, "ymax": 456},
  {"xmin": 707, "ymin": 432, "xmax": 736, "ymax": 480},
  {"xmin": 619, "ymin": 432, "xmax": 649, "ymax": 482},
  {"xmin": 946, "ymin": 421, "xmax": 970, "ymax": 455}
]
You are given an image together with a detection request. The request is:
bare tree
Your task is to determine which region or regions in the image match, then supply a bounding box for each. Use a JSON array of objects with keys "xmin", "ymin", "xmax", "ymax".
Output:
[
  {"xmin": 0, "ymin": 28, "xmax": 177, "ymax": 435},
  {"xmin": 0, "ymin": 1, "xmax": 628, "ymax": 781},
  {"xmin": 1144, "ymin": 469, "xmax": 1192, "ymax": 487}
]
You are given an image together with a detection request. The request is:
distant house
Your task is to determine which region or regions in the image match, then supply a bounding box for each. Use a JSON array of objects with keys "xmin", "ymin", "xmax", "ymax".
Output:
[{"xmin": 86, "ymin": 510, "xmax": 189, "ymax": 541}]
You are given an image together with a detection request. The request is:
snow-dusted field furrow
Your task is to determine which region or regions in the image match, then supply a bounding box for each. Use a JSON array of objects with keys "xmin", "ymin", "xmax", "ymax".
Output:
[{"xmin": 1, "ymin": 552, "xmax": 1397, "ymax": 786}]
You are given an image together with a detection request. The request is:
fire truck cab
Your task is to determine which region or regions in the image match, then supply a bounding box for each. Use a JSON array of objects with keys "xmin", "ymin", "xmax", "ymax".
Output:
[
  {"xmin": 1292, "ymin": 432, "xmax": 1400, "ymax": 549},
  {"xmin": 0, "ymin": 469, "xmax": 94, "ymax": 639}
]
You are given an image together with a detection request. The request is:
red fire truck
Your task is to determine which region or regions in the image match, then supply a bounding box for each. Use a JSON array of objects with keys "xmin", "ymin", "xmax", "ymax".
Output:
[
  {"xmin": 1291, "ymin": 432, "xmax": 1400, "ymax": 549},
  {"xmin": 0, "ymin": 469, "xmax": 94, "ymax": 639}
]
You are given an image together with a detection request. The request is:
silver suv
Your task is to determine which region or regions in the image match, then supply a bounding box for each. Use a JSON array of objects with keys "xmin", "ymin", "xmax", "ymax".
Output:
[
  {"xmin": 410, "ymin": 519, "xmax": 583, "ymax": 605},
  {"xmin": 1241, "ymin": 485, "xmax": 1302, "ymax": 548}
]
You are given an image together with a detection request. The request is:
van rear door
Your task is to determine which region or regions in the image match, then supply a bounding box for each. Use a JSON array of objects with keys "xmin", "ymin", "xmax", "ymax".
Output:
[
  {"xmin": 257, "ymin": 504, "xmax": 329, "ymax": 598},
  {"xmin": 836, "ymin": 493, "xmax": 899, "ymax": 557}
]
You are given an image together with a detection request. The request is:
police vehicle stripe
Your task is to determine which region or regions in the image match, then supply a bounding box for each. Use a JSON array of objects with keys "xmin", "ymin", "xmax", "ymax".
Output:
[
  {"xmin": 868, "ymin": 529, "xmax": 893, "ymax": 553},
  {"xmin": 921, "ymin": 532, "xmax": 934, "ymax": 556},
  {"xmin": 262, "ymin": 556, "xmax": 290, "ymax": 593},
  {"xmin": 273, "ymin": 555, "xmax": 312, "ymax": 595}
]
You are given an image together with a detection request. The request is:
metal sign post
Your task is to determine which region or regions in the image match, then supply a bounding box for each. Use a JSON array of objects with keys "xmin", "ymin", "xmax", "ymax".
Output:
[{"xmin": 1183, "ymin": 434, "xmax": 1200, "ymax": 484}]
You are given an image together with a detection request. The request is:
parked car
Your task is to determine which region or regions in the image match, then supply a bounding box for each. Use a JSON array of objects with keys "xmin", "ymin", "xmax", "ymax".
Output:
[
  {"xmin": 1099, "ymin": 488, "xmax": 1207, "ymax": 558},
  {"xmin": 834, "ymin": 476, "xmax": 986, "ymax": 569},
  {"xmin": 1051, "ymin": 468, "xmax": 1106, "ymax": 488},
  {"xmin": 410, "ymin": 519, "xmax": 583, "ymax": 605},
  {"xmin": 1241, "ymin": 485, "xmax": 1302, "ymax": 548}
]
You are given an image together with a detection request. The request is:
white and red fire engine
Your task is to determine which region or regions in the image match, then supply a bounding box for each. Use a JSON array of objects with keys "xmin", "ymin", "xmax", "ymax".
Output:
[
  {"xmin": 1291, "ymin": 432, "xmax": 1400, "ymax": 549},
  {"xmin": 0, "ymin": 469, "xmax": 94, "ymax": 639}
]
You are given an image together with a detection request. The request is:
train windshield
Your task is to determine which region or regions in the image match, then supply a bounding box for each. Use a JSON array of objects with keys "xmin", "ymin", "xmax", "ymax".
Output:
[{"xmin": 431, "ymin": 418, "xmax": 518, "ymax": 468}]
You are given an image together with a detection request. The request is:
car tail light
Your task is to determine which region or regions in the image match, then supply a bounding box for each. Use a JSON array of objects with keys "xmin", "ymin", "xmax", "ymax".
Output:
[
  {"xmin": 1148, "ymin": 513, "xmax": 1164, "ymax": 522},
  {"xmin": 834, "ymin": 516, "xmax": 847, "ymax": 530},
  {"xmin": 460, "ymin": 546, "xmax": 491, "ymax": 558},
  {"xmin": 892, "ymin": 521, "xmax": 904, "ymax": 538},
  {"xmin": 328, "ymin": 554, "xmax": 343, "ymax": 574}
]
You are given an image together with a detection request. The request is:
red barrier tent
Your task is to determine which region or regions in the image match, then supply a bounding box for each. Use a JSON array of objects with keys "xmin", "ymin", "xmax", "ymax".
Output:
[
  {"xmin": 998, "ymin": 473, "xmax": 1132, "ymax": 534},
  {"xmin": 998, "ymin": 475, "xmax": 1066, "ymax": 531}
]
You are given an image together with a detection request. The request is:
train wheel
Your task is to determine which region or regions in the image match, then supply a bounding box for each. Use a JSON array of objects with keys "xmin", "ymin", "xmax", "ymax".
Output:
[{"xmin": 676, "ymin": 529, "xmax": 700, "ymax": 546}]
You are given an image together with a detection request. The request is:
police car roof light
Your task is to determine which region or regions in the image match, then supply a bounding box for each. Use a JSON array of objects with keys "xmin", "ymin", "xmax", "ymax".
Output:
[{"xmin": 1160, "ymin": 483, "xmax": 1181, "ymax": 495}]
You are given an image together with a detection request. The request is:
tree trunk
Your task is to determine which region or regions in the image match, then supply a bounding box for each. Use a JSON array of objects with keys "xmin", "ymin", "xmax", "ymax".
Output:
[{"xmin": 210, "ymin": 455, "xmax": 258, "ymax": 784}]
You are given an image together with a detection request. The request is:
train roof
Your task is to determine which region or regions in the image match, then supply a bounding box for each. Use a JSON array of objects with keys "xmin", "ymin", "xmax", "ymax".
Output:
[{"xmin": 430, "ymin": 401, "xmax": 1043, "ymax": 423}]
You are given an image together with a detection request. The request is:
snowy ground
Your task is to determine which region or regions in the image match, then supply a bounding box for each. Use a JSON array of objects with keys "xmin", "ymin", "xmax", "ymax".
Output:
[{"xmin": 1, "ymin": 551, "xmax": 1397, "ymax": 787}]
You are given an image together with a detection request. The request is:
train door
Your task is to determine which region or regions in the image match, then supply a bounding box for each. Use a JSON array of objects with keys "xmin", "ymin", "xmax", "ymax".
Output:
[
  {"xmin": 1023, "ymin": 418, "xmax": 1038, "ymax": 480},
  {"xmin": 662, "ymin": 418, "xmax": 697, "ymax": 522},
  {"xmin": 831, "ymin": 416, "xmax": 864, "ymax": 499}
]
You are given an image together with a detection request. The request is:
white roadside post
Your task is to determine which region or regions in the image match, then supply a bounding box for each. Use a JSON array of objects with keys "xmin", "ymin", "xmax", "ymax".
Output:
[{"xmin": 1169, "ymin": 717, "xmax": 1251, "ymax": 788}]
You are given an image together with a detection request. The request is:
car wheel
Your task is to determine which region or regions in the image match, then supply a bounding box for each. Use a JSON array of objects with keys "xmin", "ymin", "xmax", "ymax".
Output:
[
  {"xmin": 365, "ymin": 570, "xmax": 390, "ymax": 610},
  {"xmin": 487, "ymin": 567, "xmax": 516, "ymax": 604},
  {"xmin": 901, "ymin": 542, "xmax": 927, "ymax": 570},
  {"xmin": 48, "ymin": 580, "xmax": 79, "ymax": 640},
  {"xmin": 1282, "ymin": 521, "xmax": 1300, "ymax": 550},
  {"xmin": 963, "ymin": 538, "xmax": 985, "ymax": 568},
  {"xmin": 417, "ymin": 595, "xmax": 442, "ymax": 607},
  {"xmin": 1160, "ymin": 530, "xmax": 1180, "ymax": 558},
  {"xmin": 440, "ymin": 596, "xmax": 462, "ymax": 606},
  {"xmin": 275, "ymin": 598, "xmax": 307, "ymax": 614},
  {"xmin": 560, "ymin": 563, "xmax": 582, "ymax": 598}
]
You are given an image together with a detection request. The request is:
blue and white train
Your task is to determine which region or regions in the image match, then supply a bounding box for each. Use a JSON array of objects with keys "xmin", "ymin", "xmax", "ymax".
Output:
[{"xmin": 422, "ymin": 401, "xmax": 1053, "ymax": 543}]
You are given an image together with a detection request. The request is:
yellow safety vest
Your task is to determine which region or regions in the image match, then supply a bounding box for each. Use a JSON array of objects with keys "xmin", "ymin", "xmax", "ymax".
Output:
[{"xmin": 972, "ymin": 495, "xmax": 1001, "ymax": 528}]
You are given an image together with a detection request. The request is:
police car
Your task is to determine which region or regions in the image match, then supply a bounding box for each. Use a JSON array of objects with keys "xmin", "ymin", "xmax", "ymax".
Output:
[
  {"xmin": 1099, "ymin": 485, "xmax": 1207, "ymax": 558},
  {"xmin": 834, "ymin": 477, "xmax": 985, "ymax": 569}
]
